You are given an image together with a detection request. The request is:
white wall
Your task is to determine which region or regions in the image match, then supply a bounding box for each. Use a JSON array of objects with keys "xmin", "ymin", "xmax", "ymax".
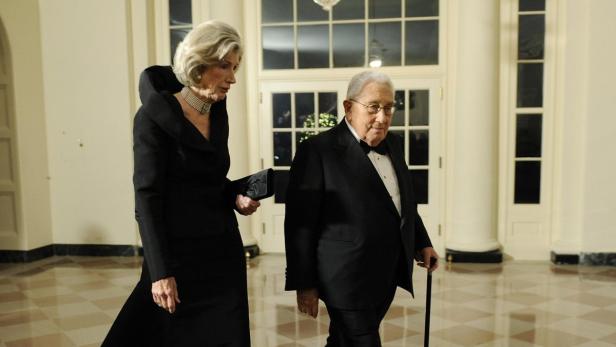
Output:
[
  {"xmin": 554, "ymin": 0, "xmax": 616, "ymax": 255},
  {"xmin": 0, "ymin": 0, "xmax": 53, "ymax": 250},
  {"xmin": 0, "ymin": 0, "xmax": 613, "ymax": 256},
  {"xmin": 38, "ymin": 0, "xmax": 135, "ymax": 245},
  {"xmin": 579, "ymin": 0, "xmax": 616, "ymax": 252},
  {"xmin": 552, "ymin": 0, "xmax": 586, "ymax": 255}
]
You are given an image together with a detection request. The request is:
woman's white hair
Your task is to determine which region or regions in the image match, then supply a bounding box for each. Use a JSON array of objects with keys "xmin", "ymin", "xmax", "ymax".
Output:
[
  {"xmin": 346, "ymin": 71, "xmax": 394, "ymax": 100},
  {"xmin": 172, "ymin": 20, "xmax": 242, "ymax": 86}
]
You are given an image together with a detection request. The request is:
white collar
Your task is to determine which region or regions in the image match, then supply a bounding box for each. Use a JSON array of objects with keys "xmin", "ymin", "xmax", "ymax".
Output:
[{"xmin": 344, "ymin": 117, "xmax": 361, "ymax": 143}]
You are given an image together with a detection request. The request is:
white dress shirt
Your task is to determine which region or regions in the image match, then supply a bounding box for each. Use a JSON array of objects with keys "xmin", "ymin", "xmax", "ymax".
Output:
[{"xmin": 344, "ymin": 118, "xmax": 402, "ymax": 215}]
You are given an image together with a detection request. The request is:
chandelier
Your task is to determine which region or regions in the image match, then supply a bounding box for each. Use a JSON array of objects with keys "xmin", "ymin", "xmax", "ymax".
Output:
[{"xmin": 313, "ymin": 0, "xmax": 341, "ymax": 11}]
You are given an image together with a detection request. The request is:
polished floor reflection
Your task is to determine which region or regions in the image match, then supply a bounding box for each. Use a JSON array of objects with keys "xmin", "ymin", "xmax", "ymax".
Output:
[{"xmin": 0, "ymin": 255, "xmax": 615, "ymax": 346}]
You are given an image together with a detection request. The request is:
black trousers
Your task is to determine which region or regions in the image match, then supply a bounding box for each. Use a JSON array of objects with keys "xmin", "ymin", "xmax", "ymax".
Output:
[
  {"xmin": 324, "ymin": 284, "xmax": 397, "ymax": 347},
  {"xmin": 324, "ymin": 247, "xmax": 405, "ymax": 347}
]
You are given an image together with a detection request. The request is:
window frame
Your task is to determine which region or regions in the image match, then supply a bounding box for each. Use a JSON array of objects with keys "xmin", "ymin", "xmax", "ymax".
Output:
[
  {"xmin": 257, "ymin": 0, "xmax": 445, "ymax": 78},
  {"xmin": 154, "ymin": 0, "xmax": 209, "ymax": 65}
]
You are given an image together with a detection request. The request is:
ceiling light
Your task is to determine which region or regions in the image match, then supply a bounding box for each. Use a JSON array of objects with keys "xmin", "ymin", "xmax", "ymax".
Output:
[{"xmin": 369, "ymin": 58, "xmax": 382, "ymax": 68}]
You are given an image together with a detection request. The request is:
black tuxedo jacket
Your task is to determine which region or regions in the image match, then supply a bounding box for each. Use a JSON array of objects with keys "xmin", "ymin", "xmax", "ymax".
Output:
[
  {"xmin": 284, "ymin": 121, "xmax": 432, "ymax": 309},
  {"xmin": 134, "ymin": 66, "xmax": 239, "ymax": 282}
]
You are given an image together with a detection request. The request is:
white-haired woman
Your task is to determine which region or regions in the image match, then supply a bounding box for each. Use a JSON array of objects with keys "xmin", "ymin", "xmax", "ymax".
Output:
[{"xmin": 103, "ymin": 20, "xmax": 258, "ymax": 346}]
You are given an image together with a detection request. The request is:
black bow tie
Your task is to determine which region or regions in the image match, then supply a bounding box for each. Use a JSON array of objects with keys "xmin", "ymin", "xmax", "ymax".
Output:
[{"xmin": 360, "ymin": 140, "xmax": 388, "ymax": 155}]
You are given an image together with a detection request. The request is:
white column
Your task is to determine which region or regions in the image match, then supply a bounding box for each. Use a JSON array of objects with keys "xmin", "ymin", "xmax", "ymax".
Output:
[{"xmin": 446, "ymin": 0, "xmax": 500, "ymax": 253}]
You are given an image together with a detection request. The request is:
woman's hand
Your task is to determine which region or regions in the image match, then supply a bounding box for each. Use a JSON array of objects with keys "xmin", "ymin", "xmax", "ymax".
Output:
[
  {"xmin": 235, "ymin": 194, "xmax": 260, "ymax": 215},
  {"xmin": 151, "ymin": 277, "xmax": 181, "ymax": 314}
]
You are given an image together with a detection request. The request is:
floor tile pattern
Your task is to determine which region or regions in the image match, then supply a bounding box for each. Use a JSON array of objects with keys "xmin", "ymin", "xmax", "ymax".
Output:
[{"xmin": 0, "ymin": 255, "xmax": 615, "ymax": 346}]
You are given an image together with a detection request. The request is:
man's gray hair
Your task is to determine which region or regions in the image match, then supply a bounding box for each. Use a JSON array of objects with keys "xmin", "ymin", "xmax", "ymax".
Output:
[
  {"xmin": 172, "ymin": 20, "xmax": 242, "ymax": 86},
  {"xmin": 346, "ymin": 71, "xmax": 394, "ymax": 100}
]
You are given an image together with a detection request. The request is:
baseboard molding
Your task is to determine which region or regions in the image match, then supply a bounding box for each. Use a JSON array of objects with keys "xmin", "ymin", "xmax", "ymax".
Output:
[
  {"xmin": 0, "ymin": 244, "xmax": 261, "ymax": 263},
  {"xmin": 550, "ymin": 251, "xmax": 579, "ymax": 265},
  {"xmin": 53, "ymin": 244, "xmax": 140, "ymax": 257},
  {"xmin": 580, "ymin": 252, "xmax": 616, "ymax": 266},
  {"xmin": 244, "ymin": 244, "xmax": 260, "ymax": 258},
  {"xmin": 445, "ymin": 249, "xmax": 503, "ymax": 263},
  {"xmin": 0, "ymin": 245, "xmax": 54, "ymax": 263},
  {"xmin": 551, "ymin": 251, "xmax": 616, "ymax": 266}
]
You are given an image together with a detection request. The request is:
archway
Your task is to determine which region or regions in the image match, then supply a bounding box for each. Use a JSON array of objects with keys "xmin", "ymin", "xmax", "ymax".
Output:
[{"xmin": 0, "ymin": 18, "xmax": 22, "ymax": 248}]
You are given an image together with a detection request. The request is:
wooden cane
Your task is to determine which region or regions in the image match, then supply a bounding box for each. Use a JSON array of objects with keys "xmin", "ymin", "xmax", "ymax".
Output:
[{"xmin": 424, "ymin": 258, "xmax": 436, "ymax": 347}]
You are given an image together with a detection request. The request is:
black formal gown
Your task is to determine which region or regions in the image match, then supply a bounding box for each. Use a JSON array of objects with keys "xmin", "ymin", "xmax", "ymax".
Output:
[{"xmin": 103, "ymin": 66, "xmax": 250, "ymax": 347}]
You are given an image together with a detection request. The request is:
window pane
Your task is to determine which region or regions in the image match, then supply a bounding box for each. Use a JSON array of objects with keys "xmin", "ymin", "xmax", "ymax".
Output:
[
  {"xmin": 369, "ymin": 22, "xmax": 402, "ymax": 66},
  {"xmin": 273, "ymin": 93, "xmax": 292, "ymax": 128},
  {"xmin": 517, "ymin": 63, "xmax": 543, "ymax": 107},
  {"xmin": 263, "ymin": 26, "xmax": 294, "ymax": 69},
  {"xmin": 298, "ymin": 25, "xmax": 329, "ymax": 68},
  {"xmin": 333, "ymin": 0, "xmax": 364, "ymax": 20},
  {"xmin": 273, "ymin": 170, "xmax": 289, "ymax": 204},
  {"xmin": 514, "ymin": 161, "xmax": 541, "ymax": 203},
  {"xmin": 169, "ymin": 0, "xmax": 191, "ymax": 25},
  {"xmin": 333, "ymin": 24, "xmax": 365, "ymax": 68},
  {"xmin": 516, "ymin": 114, "xmax": 542, "ymax": 157},
  {"xmin": 318, "ymin": 92, "xmax": 338, "ymax": 125},
  {"xmin": 409, "ymin": 90, "xmax": 429, "ymax": 125},
  {"xmin": 519, "ymin": 15, "xmax": 545, "ymax": 59},
  {"xmin": 410, "ymin": 169, "xmax": 428, "ymax": 204},
  {"xmin": 369, "ymin": 0, "xmax": 402, "ymax": 19},
  {"xmin": 273, "ymin": 132, "xmax": 292, "ymax": 166},
  {"xmin": 262, "ymin": 0, "xmax": 293, "ymax": 23},
  {"xmin": 298, "ymin": 0, "xmax": 328, "ymax": 21},
  {"xmin": 405, "ymin": 20, "xmax": 438, "ymax": 65},
  {"xmin": 392, "ymin": 90, "xmax": 405, "ymax": 126},
  {"xmin": 170, "ymin": 28, "xmax": 190, "ymax": 63},
  {"xmin": 409, "ymin": 130, "xmax": 429, "ymax": 165},
  {"xmin": 295, "ymin": 93, "xmax": 315, "ymax": 128},
  {"xmin": 519, "ymin": 0, "xmax": 545, "ymax": 12},
  {"xmin": 406, "ymin": 0, "xmax": 438, "ymax": 17}
]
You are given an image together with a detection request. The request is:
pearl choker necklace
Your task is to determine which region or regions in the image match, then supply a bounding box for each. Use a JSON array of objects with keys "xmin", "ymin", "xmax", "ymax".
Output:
[{"xmin": 180, "ymin": 86, "xmax": 212, "ymax": 115}]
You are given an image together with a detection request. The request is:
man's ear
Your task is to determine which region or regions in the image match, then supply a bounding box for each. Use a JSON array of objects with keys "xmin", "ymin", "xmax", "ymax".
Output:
[{"xmin": 343, "ymin": 99, "xmax": 353, "ymax": 115}]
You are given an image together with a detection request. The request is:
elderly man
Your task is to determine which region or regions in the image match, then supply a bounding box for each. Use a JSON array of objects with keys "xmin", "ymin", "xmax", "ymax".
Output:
[{"xmin": 284, "ymin": 71, "xmax": 439, "ymax": 346}]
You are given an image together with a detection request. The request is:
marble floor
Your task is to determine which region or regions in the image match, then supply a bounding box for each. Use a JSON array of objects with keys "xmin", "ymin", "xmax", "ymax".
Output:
[{"xmin": 0, "ymin": 255, "xmax": 615, "ymax": 346}]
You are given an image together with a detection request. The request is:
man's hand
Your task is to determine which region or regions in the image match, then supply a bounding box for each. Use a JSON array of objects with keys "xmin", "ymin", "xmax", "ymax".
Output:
[
  {"xmin": 236, "ymin": 194, "xmax": 260, "ymax": 215},
  {"xmin": 297, "ymin": 288, "xmax": 319, "ymax": 318},
  {"xmin": 152, "ymin": 277, "xmax": 181, "ymax": 314},
  {"xmin": 417, "ymin": 247, "xmax": 439, "ymax": 273}
]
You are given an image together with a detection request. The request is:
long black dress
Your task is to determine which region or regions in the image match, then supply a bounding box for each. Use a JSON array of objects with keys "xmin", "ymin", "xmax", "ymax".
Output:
[{"xmin": 103, "ymin": 66, "xmax": 250, "ymax": 347}]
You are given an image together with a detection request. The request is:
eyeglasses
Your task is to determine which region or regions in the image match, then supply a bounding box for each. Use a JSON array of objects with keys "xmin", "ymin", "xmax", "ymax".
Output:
[{"xmin": 349, "ymin": 99, "xmax": 396, "ymax": 115}]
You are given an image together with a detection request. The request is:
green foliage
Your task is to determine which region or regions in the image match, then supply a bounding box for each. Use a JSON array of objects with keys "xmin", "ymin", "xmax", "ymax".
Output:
[{"xmin": 298, "ymin": 113, "xmax": 337, "ymax": 143}]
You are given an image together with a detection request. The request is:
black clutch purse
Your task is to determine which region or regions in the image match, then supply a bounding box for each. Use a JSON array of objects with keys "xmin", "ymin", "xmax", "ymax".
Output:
[{"xmin": 234, "ymin": 168, "xmax": 275, "ymax": 201}]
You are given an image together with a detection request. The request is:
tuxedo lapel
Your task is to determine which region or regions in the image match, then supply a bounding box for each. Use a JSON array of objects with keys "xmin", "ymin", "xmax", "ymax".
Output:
[{"xmin": 333, "ymin": 122, "xmax": 400, "ymax": 218}]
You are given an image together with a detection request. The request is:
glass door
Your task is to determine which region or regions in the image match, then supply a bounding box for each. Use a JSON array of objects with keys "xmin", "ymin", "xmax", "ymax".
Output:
[
  {"xmin": 259, "ymin": 81, "xmax": 347, "ymax": 252},
  {"xmin": 392, "ymin": 79, "xmax": 443, "ymax": 254}
]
